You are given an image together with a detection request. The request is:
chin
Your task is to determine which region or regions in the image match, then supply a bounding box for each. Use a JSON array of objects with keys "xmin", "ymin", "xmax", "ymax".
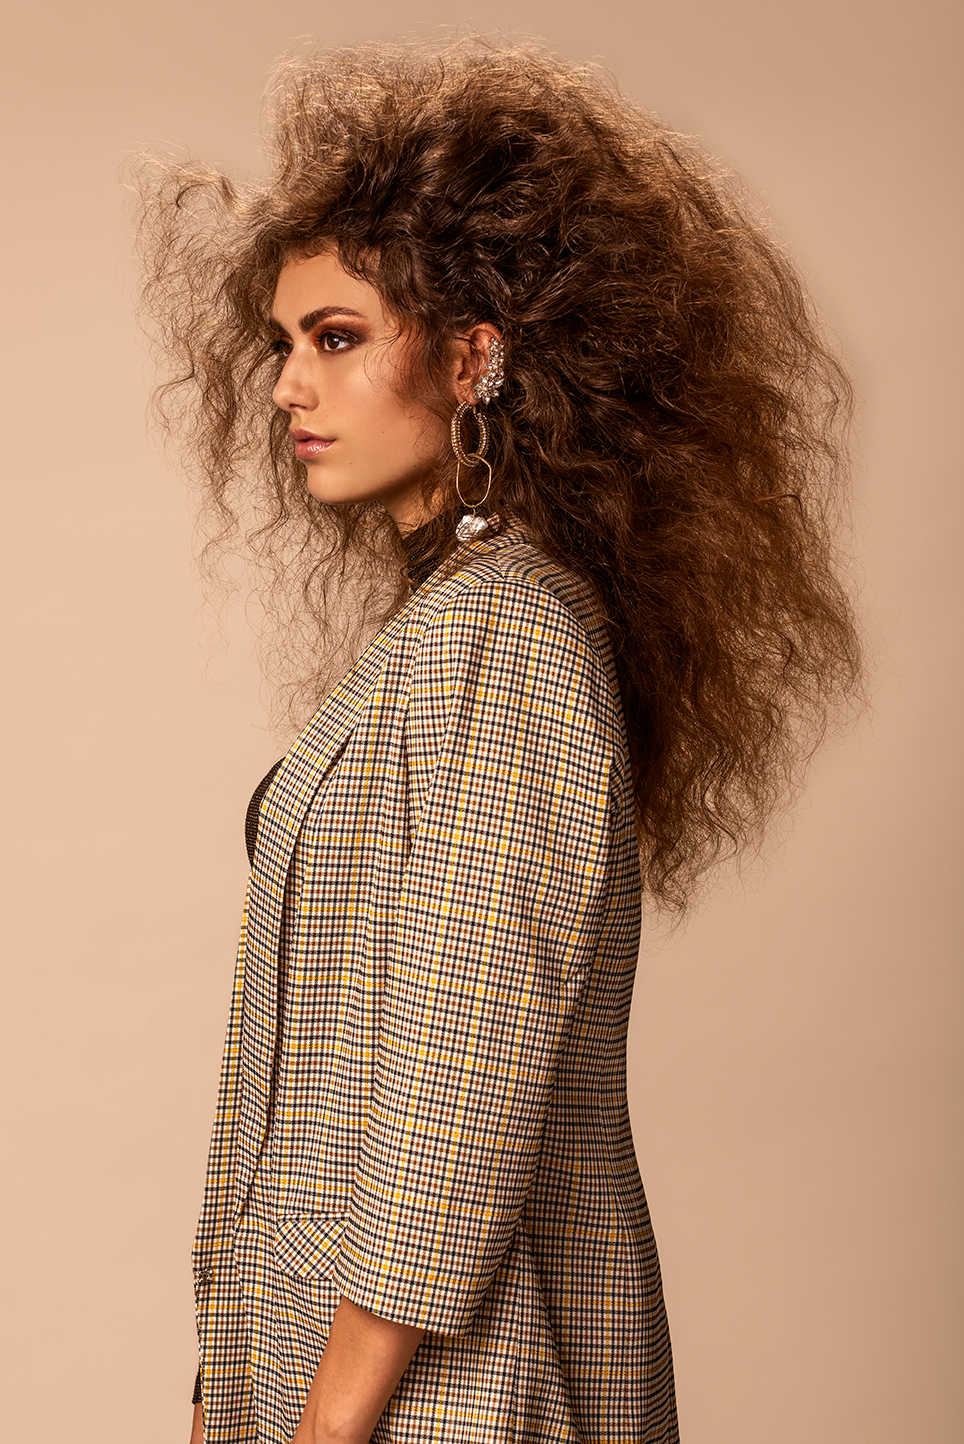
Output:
[
  {"xmin": 304, "ymin": 465, "xmax": 431, "ymax": 518},
  {"xmin": 303, "ymin": 471, "xmax": 370, "ymax": 507}
]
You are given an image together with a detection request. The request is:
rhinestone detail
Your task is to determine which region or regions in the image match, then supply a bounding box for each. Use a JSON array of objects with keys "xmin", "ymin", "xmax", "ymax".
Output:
[{"xmin": 473, "ymin": 335, "xmax": 505, "ymax": 406}]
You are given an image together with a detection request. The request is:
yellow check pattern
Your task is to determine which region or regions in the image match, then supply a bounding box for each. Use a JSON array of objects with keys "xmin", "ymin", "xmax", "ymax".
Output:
[{"xmin": 193, "ymin": 523, "xmax": 678, "ymax": 1442}]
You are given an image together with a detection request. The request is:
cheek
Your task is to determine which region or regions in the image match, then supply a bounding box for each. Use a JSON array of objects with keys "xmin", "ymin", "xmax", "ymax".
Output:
[
  {"xmin": 339, "ymin": 366, "xmax": 400, "ymax": 430},
  {"xmin": 358, "ymin": 381, "xmax": 442, "ymax": 456}
]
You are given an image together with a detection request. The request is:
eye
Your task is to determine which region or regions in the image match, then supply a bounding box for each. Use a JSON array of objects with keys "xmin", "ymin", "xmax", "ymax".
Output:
[
  {"xmin": 268, "ymin": 328, "xmax": 359, "ymax": 360},
  {"xmin": 317, "ymin": 329, "xmax": 357, "ymax": 353}
]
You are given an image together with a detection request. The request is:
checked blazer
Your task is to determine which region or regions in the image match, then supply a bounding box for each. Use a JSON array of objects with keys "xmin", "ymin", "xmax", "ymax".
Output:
[{"xmin": 192, "ymin": 519, "xmax": 678, "ymax": 1444}]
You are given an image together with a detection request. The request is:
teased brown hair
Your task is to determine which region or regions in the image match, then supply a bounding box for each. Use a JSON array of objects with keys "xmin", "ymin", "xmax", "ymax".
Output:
[{"xmin": 136, "ymin": 37, "xmax": 862, "ymax": 911}]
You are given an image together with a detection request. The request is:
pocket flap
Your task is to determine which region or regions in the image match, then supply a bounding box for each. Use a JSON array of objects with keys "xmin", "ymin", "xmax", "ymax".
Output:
[{"xmin": 274, "ymin": 1214, "xmax": 348, "ymax": 1280}]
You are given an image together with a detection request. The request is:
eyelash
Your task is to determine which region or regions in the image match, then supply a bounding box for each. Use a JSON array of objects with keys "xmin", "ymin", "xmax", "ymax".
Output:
[{"xmin": 270, "ymin": 329, "xmax": 358, "ymax": 359}]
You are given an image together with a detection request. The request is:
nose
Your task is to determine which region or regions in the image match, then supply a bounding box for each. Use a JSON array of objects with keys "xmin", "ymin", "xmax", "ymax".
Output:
[{"xmin": 272, "ymin": 348, "xmax": 319, "ymax": 414}]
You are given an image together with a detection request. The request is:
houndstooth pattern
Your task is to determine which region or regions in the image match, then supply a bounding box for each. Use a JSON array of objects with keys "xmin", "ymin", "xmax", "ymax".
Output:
[{"xmin": 193, "ymin": 520, "xmax": 678, "ymax": 1443}]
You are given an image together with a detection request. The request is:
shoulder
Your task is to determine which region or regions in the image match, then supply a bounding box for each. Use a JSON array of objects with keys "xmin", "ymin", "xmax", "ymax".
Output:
[
  {"xmin": 408, "ymin": 526, "xmax": 615, "ymax": 689},
  {"xmin": 398, "ymin": 528, "xmax": 628, "ymax": 777}
]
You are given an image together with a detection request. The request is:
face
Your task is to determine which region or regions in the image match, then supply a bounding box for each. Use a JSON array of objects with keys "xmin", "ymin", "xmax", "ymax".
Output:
[{"xmin": 270, "ymin": 249, "xmax": 448, "ymax": 529}]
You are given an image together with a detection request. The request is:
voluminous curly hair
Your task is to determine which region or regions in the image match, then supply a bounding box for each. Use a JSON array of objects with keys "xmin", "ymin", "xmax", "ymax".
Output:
[{"xmin": 136, "ymin": 36, "xmax": 862, "ymax": 911}]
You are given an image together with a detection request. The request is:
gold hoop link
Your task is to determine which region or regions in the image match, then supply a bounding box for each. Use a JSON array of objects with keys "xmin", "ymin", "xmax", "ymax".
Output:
[
  {"xmin": 451, "ymin": 401, "xmax": 493, "ymax": 510},
  {"xmin": 450, "ymin": 401, "xmax": 489, "ymax": 467}
]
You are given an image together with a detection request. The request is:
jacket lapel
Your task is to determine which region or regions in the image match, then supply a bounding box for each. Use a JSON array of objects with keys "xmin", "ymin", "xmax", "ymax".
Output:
[{"xmin": 232, "ymin": 603, "xmax": 412, "ymax": 1218}]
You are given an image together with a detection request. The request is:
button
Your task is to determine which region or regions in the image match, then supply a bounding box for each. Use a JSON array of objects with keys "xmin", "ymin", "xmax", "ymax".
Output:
[{"xmin": 195, "ymin": 1265, "xmax": 214, "ymax": 1286}]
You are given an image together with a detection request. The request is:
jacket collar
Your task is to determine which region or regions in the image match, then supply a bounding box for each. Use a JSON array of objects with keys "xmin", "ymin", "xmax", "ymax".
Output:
[{"xmin": 405, "ymin": 513, "xmax": 530, "ymax": 593}]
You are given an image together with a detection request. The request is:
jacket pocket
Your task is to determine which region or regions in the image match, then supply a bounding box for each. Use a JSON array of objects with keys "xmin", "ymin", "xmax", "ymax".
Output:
[{"xmin": 274, "ymin": 1214, "xmax": 348, "ymax": 1280}]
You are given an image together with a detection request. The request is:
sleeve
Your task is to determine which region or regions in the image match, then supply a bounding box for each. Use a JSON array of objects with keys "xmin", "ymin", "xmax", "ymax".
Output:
[{"xmin": 330, "ymin": 577, "xmax": 619, "ymax": 1335}]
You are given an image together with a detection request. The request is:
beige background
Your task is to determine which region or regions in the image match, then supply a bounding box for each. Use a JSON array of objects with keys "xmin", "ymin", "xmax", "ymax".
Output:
[{"xmin": 1, "ymin": 1, "xmax": 961, "ymax": 1441}]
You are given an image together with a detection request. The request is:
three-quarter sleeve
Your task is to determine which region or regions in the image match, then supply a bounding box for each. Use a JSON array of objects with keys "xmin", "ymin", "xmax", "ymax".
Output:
[{"xmin": 331, "ymin": 577, "xmax": 619, "ymax": 1335}]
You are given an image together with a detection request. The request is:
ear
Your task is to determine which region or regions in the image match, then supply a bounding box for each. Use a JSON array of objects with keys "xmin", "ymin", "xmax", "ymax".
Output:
[{"xmin": 450, "ymin": 323, "xmax": 503, "ymax": 406}]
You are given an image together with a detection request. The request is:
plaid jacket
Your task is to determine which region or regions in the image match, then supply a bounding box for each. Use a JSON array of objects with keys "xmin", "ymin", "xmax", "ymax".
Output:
[{"xmin": 193, "ymin": 520, "xmax": 678, "ymax": 1443}]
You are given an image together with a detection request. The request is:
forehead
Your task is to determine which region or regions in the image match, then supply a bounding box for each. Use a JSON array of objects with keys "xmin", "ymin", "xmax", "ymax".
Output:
[{"xmin": 271, "ymin": 249, "xmax": 387, "ymax": 326}]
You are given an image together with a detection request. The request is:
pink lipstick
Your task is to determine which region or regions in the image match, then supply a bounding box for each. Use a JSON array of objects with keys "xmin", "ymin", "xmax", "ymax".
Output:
[{"xmin": 291, "ymin": 429, "xmax": 334, "ymax": 460}]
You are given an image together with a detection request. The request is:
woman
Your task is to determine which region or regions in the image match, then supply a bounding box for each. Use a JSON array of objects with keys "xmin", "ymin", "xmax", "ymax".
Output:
[{"xmin": 138, "ymin": 38, "xmax": 861, "ymax": 1444}]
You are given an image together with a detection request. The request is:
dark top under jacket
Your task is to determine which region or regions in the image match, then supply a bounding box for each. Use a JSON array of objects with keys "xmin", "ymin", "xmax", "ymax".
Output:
[{"xmin": 193, "ymin": 526, "xmax": 444, "ymax": 1407}]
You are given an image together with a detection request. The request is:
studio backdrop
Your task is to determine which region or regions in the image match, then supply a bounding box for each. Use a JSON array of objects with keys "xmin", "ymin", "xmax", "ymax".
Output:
[{"xmin": 0, "ymin": 2, "xmax": 960, "ymax": 1442}]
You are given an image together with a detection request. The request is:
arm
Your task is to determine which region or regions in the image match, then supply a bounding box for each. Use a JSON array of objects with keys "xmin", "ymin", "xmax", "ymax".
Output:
[
  {"xmin": 331, "ymin": 578, "xmax": 618, "ymax": 1335},
  {"xmin": 291, "ymin": 1297, "xmax": 425, "ymax": 1444}
]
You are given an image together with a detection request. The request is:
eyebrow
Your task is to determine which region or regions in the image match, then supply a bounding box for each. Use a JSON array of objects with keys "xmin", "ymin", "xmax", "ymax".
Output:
[{"xmin": 269, "ymin": 306, "xmax": 367, "ymax": 334}]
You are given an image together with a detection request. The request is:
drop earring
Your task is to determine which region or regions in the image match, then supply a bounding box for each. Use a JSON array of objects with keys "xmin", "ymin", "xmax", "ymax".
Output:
[{"xmin": 453, "ymin": 335, "xmax": 504, "ymax": 542}]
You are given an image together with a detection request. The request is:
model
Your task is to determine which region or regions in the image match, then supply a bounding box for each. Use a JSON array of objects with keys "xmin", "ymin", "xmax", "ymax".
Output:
[{"xmin": 137, "ymin": 37, "xmax": 861, "ymax": 1444}]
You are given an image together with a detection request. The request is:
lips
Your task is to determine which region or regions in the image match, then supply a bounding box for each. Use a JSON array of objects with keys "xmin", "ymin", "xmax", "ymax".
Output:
[{"xmin": 290, "ymin": 429, "xmax": 335, "ymax": 460}]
